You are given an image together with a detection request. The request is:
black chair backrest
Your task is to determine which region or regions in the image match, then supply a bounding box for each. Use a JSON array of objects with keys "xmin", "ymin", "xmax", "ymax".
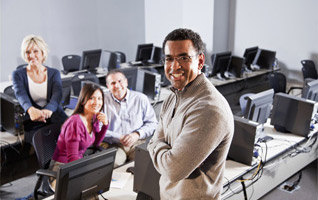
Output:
[
  {"xmin": 301, "ymin": 60, "xmax": 317, "ymax": 80},
  {"xmin": 32, "ymin": 124, "xmax": 61, "ymax": 169},
  {"xmin": 62, "ymin": 55, "xmax": 81, "ymax": 73},
  {"xmin": 3, "ymin": 85, "xmax": 15, "ymax": 98},
  {"xmin": 71, "ymin": 73, "xmax": 100, "ymax": 96},
  {"xmin": 108, "ymin": 51, "xmax": 126, "ymax": 71},
  {"xmin": 268, "ymin": 72, "xmax": 287, "ymax": 93}
]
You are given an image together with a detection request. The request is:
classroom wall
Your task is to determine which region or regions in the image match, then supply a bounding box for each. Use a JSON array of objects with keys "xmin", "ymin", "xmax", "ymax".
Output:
[
  {"xmin": 232, "ymin": 0, "xmax": 318, "ymax": 84},
  {"xmin": 144, "ymin": 0, "xmax": 214, "ymax": 66},
  {"xmin": 0, "ymin": 0, "xmax": 145, "ymax": 82},
  {"xmin": 1, "ymin": 0, "xmax": 317, "ymax": 84}
]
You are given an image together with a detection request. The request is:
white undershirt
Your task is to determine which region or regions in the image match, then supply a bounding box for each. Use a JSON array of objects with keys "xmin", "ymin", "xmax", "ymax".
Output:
[{"xmin": 27, "ymin": 74, "xmax": 48, "ymax": 107}]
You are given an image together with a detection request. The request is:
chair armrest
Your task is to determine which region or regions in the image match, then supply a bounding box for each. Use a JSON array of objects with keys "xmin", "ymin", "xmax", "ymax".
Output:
[
  {"xmin": 287, "ymin": 86, "xmax": 303, "ymax": 94},
  {"xmin": 36, "ymin": 169, "xmax": 57, "ymax": 178}
]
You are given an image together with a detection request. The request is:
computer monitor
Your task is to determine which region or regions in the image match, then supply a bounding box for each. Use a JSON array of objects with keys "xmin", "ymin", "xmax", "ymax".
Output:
[
  {"xmin": 252, "ymin": 49, "xmax": 276, "ymax": 70},
  {"xmin": 80, "ymin": 49, "xmax": 102, "ymax": 73},
  {"xmin": 119, "ymin": 68, "xmax": 140, "ymax": 90},
  {"xmin": 243, "ymin": 46, "xmax": 258, "ymax": 70},
  {"xmin": 141, "ymin": 71, "xmax": 161, "ymax": 101},
  {"xmin": 135, "ymin": 43, "xmax": 154, "ymax": 62},
  {"xmin": 302, "ymin": 79, "xmax": 318, "ymax": 101},
  {"xmin": 54, "ymin": 148, "xmax": 116, "ymax": 200},
  {"xmin": 270, "ymin": 93, "xmax": 318, "ymax": 136},
  {"xmin": 0, "ymin": 93, "xmax": 24, "ymax": 135},
  {"xmin": 210, "ymin": 51, "xmax": 232, "ymax": 79},
  {"xmin": 244, "ymin": 89, "xmax": 274, "ymax": 124},
  {"xmin": 61, "ymin": 77, "xmax": 72, "ymax": 108},
  {"xmin": 151, "ymin": 47, "xmax": 163, "ymax": 64},
  {"xmin": 134, "ymin": 143, "xmax": 160, "ymax": 200},
  {"xmin": 227, "ymin": 56, "xmax": 245, "ymax": 78}
]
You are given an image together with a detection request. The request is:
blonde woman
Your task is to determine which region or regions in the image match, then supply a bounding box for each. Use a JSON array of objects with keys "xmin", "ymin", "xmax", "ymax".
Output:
[{"xmin": 12, "ymin": 35, "xmax": 67, "ymax": 143}]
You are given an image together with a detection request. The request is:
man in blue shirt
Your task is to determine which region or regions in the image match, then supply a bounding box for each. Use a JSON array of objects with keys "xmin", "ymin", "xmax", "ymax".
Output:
[{"xmin": 102, "ymin": 69, "xmax": 158, "ymax": 167}]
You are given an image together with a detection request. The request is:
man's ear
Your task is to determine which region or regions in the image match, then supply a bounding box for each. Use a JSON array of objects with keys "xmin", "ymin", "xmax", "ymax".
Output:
[{"xmin": 198, "ymin": 53, "xmax": 205, "ymax": 70}]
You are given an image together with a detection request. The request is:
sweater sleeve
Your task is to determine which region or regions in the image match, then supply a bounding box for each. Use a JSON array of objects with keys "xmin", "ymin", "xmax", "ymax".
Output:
[
  {"xmin": 94, "ymin": 122, "xmax": 108, "ymax": 146},
  {"xmin": 64, "ymin": 119, "xmax": 84, "ymax": 162},
  {"xmin": 12, "ymin": 69, "xmax": 33, "ymax": 112},
  {"xmin": 44, "ymin": 68, "xmax": 63, "ymax": 112}
]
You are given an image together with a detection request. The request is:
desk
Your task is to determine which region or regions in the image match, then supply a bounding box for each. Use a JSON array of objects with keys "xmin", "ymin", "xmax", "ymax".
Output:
[
  {"xmin": 211, "ymin": 69, "xmax": 273, "ymax": 107},
  {"xmin": 94, "ymin": 122, "xmax": 317, "ymax": 200},
  {"xmin": 222, "ymin": 125, "xmax": 317, "ymax": 199}
]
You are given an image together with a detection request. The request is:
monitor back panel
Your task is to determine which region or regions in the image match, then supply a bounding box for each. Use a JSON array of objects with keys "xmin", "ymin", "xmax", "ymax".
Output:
[
  {"xmin": 228, "ymin": 116, "xmax": 261, "ymax": 165},
  {"xmin": 134, "ymin": 142, "xmax": 160, "ymax": 200},
  {"xmin": 271, "ymin": 93, "xmax": 318, "ymax": 136},
  {"xmin": 0, "ymin": 93, "xmax": 24, "ymax": 135}
]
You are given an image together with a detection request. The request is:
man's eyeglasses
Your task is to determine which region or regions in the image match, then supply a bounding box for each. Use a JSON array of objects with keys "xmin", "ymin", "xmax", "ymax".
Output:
[{"xmin": 162, "ymin": 55, "xmax": 197, "ymax": 65}]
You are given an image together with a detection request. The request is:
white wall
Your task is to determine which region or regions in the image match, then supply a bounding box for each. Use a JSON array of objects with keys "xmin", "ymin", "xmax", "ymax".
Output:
[
  {"xmin": 0, "ymin": 0, "xmax": 145, "ymax": 82},
  {"xmin": 2, "ymin": 0, "xmax": 316, "ymax": 84},
  {"xmin": 145, "ymin": 0, "xmax": 214, "ymax": 65},
  {"xmin": 233, "ymin": 0, "xmax": 318, "ymax": 83}
]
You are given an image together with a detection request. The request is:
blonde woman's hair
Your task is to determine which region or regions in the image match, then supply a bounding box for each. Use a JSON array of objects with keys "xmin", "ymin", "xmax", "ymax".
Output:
[{"xmin": 21, "ymin": 35, "xmax": 49, "ymax": 63}]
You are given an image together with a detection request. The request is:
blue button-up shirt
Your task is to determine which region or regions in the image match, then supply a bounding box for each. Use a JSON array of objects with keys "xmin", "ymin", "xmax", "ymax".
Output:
[{"xmin": 104, "ymin": 89, "xmax": 158, "ymax": 144}]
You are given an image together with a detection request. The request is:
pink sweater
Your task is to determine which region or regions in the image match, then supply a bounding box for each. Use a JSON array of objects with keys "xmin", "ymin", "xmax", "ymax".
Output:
[{"xmin": 52, "ymin": 114, "xmax": 108, "ymax": 163}]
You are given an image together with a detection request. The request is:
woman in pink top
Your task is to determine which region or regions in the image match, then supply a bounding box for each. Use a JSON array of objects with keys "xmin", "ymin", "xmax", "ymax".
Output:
[{"xmin": 52, "ymin": 83, "xmax": 109, "ymax": 164}]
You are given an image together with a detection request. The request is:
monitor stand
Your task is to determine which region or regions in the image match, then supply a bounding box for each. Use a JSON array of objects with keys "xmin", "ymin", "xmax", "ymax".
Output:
[
  {"xmin": 216, "ymin": 72, "xmax": 229, "ymax": 81},
  {"xmin": 87, "ymin": 69, "xmax": 98, "ymax": 74}
]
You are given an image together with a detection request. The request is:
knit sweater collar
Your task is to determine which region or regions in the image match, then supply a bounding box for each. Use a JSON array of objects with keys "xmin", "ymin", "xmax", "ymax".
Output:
[{"xmin": 170, "ymin": 73, "xmax": 206, "ymax": 97}]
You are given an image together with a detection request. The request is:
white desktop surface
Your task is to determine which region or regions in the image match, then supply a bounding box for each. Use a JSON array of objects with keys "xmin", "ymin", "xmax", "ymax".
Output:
[{"xmin": 0, "ymin": 131, "xmax": 24, "ymax": 147}]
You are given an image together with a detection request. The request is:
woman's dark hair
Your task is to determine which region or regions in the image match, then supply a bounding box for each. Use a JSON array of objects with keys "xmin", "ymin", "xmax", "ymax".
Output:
[
  {"xmin": 162, "ymin": 28, "xmax": 205, "ymax": 55},
  {"xmin": 72, "ymin": 83, "xmax": 105, "ymax": 115}
]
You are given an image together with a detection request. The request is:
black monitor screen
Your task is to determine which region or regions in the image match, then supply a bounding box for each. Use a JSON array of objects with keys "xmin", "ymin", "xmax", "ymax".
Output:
[
  {"xmin": 80, "ymin": 49, "xmax": 102, "ymax": 72},
  {"xmin": 252, "ymin": 49, "xmax": 276, "ymax": 70},
  {"xmin": 244, "ymin": 89, "xmax": 274, "ymax": 124},
  {"xmin": 243, "ymin": 46, "xmax": 258, "ymax": 70},
  {"xmin": 210, "ymin": 51, "xmax": 232, "ymax": 78},
  {"xmin": 135, "ymin": 44, "xmax": 154, "ymax": 62},
  {"xmin": 54, "ymin": 148, "xmax": 116, "ymax": 200},
  {"xmin": 302, "ymin": 79, "xmax": 318, "ymax": 101}
]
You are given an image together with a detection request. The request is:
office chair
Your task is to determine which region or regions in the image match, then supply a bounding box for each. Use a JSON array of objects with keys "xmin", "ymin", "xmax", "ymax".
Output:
[
  {"xmin": 108, "ymin": 51, "xmax": 126, "ymax": 71},
  {"xmin": 239, "ymin": 93, "xmax": 254, "ymax": 116},
  {"xmin": 71, "ymin": 72, "xmax": 100, "ymax": 96},
  {"xmin": 61, "ymin": 55, "xmax": 81, "ymax": 74},
  {"xmin": 301, "ymin": 60, "xmax": 317, "ymax": 81},
  {"xmin": 268, "ymin": 72, "xmax": 302, "ymax": 94},
  {"xmin": 3, "ymin": 85, "xmax": 15, "ymax": 98},
  {"xmin": 32, "ymin": 123, "xmax": 61, "ymax": 200}
]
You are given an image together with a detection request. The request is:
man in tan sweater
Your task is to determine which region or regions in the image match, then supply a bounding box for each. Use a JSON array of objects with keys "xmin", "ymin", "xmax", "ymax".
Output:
[{"xmin": 148, "ymin": 28, "xmax": 234, "ymax": 200}]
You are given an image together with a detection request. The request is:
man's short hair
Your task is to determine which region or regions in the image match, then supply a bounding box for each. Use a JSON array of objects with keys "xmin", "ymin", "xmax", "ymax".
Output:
[
  {"xmin": 162, "ymin": 28, "xmax": 205, "ymax": 55},
  {"xmin": 105, "ymin": 69, "xmax": 126, "ymax": 85}
]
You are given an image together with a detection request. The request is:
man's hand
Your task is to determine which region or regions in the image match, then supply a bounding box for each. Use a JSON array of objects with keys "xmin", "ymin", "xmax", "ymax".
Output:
[{"xmin": 120, "ymin": 132, "xmax": 140, "ymax": 147}]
